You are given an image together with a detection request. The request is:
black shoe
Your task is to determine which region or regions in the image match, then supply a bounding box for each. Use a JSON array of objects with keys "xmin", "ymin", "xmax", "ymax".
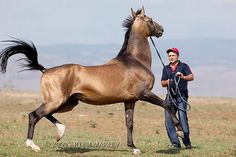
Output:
[
  {"xmin": 167, "ymin": 144, "xmax": 181, "ymax": 149},
  {"xmin": 185, "ymin": 144, "xmax": 192, "ymax": 149}
]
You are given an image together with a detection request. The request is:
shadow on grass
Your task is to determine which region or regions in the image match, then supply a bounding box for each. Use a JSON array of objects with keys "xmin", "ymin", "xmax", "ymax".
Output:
[
  {"xmin": 156, "ymin": 148, "xmax": 180, "ymax": 155},
  {"xmin": 56, "ymin": 147, "xmax": 129, "ymax": 154},
  {"xmin": 156, "ymin": 146, "xmax": 200, "ymax": 155}
]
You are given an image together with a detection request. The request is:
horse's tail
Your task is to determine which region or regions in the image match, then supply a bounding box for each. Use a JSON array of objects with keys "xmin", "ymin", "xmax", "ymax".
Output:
[{"xmin": 0, "ymin": 39, "xmax": 46, "ymax": 73}]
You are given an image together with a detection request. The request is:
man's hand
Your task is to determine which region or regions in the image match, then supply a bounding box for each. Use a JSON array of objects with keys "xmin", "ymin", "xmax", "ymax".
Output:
[
  {"xmin": 161, "ymin": 79, "xmax": 169, "ymax": 87},
  {"xmin": 176, "ymin": 72, "xmax": 184, "ymax": 79}
]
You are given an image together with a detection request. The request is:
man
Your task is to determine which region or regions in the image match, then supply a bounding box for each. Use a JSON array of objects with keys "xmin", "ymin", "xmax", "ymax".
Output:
[{"xmin": 161, "ymin": 47, "xmax": 194, "ymax": 149}]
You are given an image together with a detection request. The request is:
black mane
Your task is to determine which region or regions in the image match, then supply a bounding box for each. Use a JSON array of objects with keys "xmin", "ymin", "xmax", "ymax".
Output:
[{"xmin": 117, "ymin": 9, "xmax": 142, "ymax": 57}]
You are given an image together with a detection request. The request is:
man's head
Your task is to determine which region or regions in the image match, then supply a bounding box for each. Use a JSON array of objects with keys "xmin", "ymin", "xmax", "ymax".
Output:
[{"xmin": 166, "ymin": 48, "xmax": 179, "ymax": 64}]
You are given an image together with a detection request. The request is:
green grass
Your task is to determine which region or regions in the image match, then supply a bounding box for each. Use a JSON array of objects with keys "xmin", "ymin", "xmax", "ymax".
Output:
[{"xmin": 0, "ymin": 91, "xmax": 236, "ymax": 156}]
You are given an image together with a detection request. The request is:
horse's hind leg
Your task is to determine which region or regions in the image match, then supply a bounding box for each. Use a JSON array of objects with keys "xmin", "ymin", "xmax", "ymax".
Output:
[
  {"xmin": 56, "ymin": 95, "xmax": 78, "ymax": 113},
  {"xmin": 124, "ymin": 102, "xmax": 141, "ymax": 155},
  {"xmin": 46, "ymin": 96, "xmax": 79, "ymax": 142},
  {"xmin": 26, "ymin": 101, "xmax": 60, "ymax": 152},
  {"xmin": 45, "ymin": 115, "xmax": 65, "ymax": 142}
]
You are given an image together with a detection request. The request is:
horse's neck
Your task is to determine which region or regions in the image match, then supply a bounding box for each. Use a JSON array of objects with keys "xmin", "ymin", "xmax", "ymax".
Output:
[{"xmin": 126, "ymin": 31, "xmax": 152, "ymax": 69}]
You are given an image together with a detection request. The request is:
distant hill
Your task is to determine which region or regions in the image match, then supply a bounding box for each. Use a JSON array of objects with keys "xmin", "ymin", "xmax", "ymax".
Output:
[{"xmin": 0, "ymin": 39, "xmax": 235, "ymax": 97}]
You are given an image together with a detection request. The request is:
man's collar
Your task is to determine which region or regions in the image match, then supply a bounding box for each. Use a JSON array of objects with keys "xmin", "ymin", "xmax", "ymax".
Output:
[{"xmin": 169, "ymin": 60, "xmax": 181, "ymax": 67}]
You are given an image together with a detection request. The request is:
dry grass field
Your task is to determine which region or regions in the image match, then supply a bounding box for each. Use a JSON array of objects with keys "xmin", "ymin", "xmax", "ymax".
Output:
[{"xmin": 0, "ymin": 90, "xmax": 236, "ymax": 157}]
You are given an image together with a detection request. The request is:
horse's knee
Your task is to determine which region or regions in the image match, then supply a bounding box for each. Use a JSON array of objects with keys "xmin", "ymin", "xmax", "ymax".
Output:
[
  {"xmin": 162, "ymin": 101, "xmax": 171, "ymax": 110},
  {"xmin": 126, "ymin": 119, "xmax": 133, "ymax": 129},
  {"xmin": 126, "ymin": 123, "xmax": 133, "ymax": 130}
]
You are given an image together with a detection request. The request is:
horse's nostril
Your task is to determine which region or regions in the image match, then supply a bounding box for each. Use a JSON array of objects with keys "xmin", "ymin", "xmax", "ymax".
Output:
[
  {"xmin": 161, "ymin": 27, "xmax": 164, "ymax": 33},
  {"xmin": 156, "ymin": 31, "xmax": 163, "ymax": 38}
]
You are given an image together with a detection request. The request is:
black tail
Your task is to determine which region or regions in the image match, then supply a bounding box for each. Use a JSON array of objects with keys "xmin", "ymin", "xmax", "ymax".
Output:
[{"xmin": 0, "ymin": 39, "xmax": 45, "ymax": 73}]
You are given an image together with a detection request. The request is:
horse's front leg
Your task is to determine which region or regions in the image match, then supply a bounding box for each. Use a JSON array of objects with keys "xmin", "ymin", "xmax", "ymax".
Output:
[
  {"xmin": 124, "ymin": 101, "xmax": 141, "ymax": 155},
  {"xmin": 140, "ymin": 90, "xmax": 184, "ymax": 138}
]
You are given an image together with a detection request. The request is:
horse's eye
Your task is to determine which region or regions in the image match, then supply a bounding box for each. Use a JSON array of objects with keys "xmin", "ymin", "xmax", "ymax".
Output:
[{"xmin": 149, "ymin": 19, "xmax": 153, "ymax": 23}]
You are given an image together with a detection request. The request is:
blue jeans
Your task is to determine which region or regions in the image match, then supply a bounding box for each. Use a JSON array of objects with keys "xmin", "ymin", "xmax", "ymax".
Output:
[{"xmin": 164, "ymin": 97, "xmax": 191, "ymax": 146}]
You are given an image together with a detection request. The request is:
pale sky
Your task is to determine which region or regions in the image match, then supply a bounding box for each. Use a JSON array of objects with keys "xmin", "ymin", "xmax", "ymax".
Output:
[{"xmin": 0, "ymin": 0, "xmax": 236, "ymax": 45}]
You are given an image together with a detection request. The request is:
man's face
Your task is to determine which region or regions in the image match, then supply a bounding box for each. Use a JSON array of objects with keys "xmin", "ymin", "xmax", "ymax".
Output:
[{"xmin": 168, "ymin": 52, "xmax": 179, "ymax": 64}]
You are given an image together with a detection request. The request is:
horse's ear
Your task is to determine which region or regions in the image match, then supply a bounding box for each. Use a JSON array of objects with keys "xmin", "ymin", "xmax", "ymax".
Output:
[
  {"xmin": 131, "ymin": 8, "xmax": 137, "ymax": 18},
  {"xmin": 140, "ymin": 6, "xmax": 145, "ymax": 17}
]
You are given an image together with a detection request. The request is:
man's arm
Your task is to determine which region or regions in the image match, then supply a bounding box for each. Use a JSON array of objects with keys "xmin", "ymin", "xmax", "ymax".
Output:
[
  {"xmin": 183, "ymin": 73, "xmax": 194, "ymax": 81},
  {"xmin": 176, "ymin": 72, "xmax": 194, "ymax": 81}
]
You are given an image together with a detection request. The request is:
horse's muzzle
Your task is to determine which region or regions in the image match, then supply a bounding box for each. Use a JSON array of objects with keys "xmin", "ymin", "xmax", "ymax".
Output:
[
  {"xmin": 155, "ymin": 26, "xmax": 164, "ymax": 38},
  {"xmin": 156, "ymin": 32, "xmax": 163, "ymax": 38}
]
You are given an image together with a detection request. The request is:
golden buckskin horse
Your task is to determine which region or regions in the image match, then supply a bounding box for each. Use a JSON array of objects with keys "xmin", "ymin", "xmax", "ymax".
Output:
[{"xmin": 0, "ymin": 7, "xmax": 183, "ymax": 155}]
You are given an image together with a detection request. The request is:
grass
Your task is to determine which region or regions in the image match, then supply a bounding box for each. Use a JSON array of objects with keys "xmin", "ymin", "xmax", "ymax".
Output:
[{"xmin": 0, "ymin": 91, "xmax": 236, "ymax": 157}]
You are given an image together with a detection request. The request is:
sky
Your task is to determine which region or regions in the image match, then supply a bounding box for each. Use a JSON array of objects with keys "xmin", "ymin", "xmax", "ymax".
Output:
[
  {"xmin": 0, "ymin": 0, "xmax": 236, "ymax": 45},
  {"xmin": 0, "ymin": 0, "xmax": 236, "ymax": 97}
]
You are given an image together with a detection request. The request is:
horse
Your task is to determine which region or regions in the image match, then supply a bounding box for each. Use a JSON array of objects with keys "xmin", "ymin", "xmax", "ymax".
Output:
[{"xmin": 0, "ymin": 7, "xmax": 183, "ymax": 155}]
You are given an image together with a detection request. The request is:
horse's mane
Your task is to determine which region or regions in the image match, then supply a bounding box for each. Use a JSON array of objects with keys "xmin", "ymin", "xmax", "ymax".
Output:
[{"xmin": 117, "ymin": 9, "xmax": 142, "ymax": 57}]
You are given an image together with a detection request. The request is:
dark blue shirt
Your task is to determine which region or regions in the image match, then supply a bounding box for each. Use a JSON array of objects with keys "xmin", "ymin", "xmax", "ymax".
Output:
[{"xmin": 161, "ymin": 61, "xmax": 192, "ymax": 98}]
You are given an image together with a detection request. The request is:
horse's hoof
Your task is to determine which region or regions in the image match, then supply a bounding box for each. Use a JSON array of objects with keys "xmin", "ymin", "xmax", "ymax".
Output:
[
  {"xmin": 176, "ymin": 130, "xmax": 184, "ymax": 139},
  {"xmin": 33, "ymin": 146, "xmax": 41, "ymax": 152},
  {"xmin": 133, "ymin": 148, "xmax": 142, "ymax": 155},
  {"xmin": 55, "ymin": 123, "xmax": 65, "ymax": 142},
  {"xmin": 26, "ymin": 139, "xmax": 41, "ymax": 152}
]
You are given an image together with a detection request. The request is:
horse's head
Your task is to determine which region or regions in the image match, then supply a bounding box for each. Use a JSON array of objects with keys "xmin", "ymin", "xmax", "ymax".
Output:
[{"xmin": 131, "ymin": 7, "xmax": 164, "ymax": 38}]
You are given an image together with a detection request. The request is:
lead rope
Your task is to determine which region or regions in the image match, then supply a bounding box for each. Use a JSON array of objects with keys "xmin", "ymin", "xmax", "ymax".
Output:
[
  {"xmin": 150, "ymin": 37, "xmax": 191, "ymax": 111},
  {"xmin": 173, "ymin": 75, "xmax": 191, "ymax": 111},
  {"xmin": 150, "ymin": 37, "xmax": 165, "ymax": 67}
]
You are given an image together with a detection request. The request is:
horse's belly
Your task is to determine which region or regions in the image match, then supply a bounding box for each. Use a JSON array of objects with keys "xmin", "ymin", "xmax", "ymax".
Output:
[{"xmin": 73, "ymin": 91, "xmax": 136, "ymax": 105}]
